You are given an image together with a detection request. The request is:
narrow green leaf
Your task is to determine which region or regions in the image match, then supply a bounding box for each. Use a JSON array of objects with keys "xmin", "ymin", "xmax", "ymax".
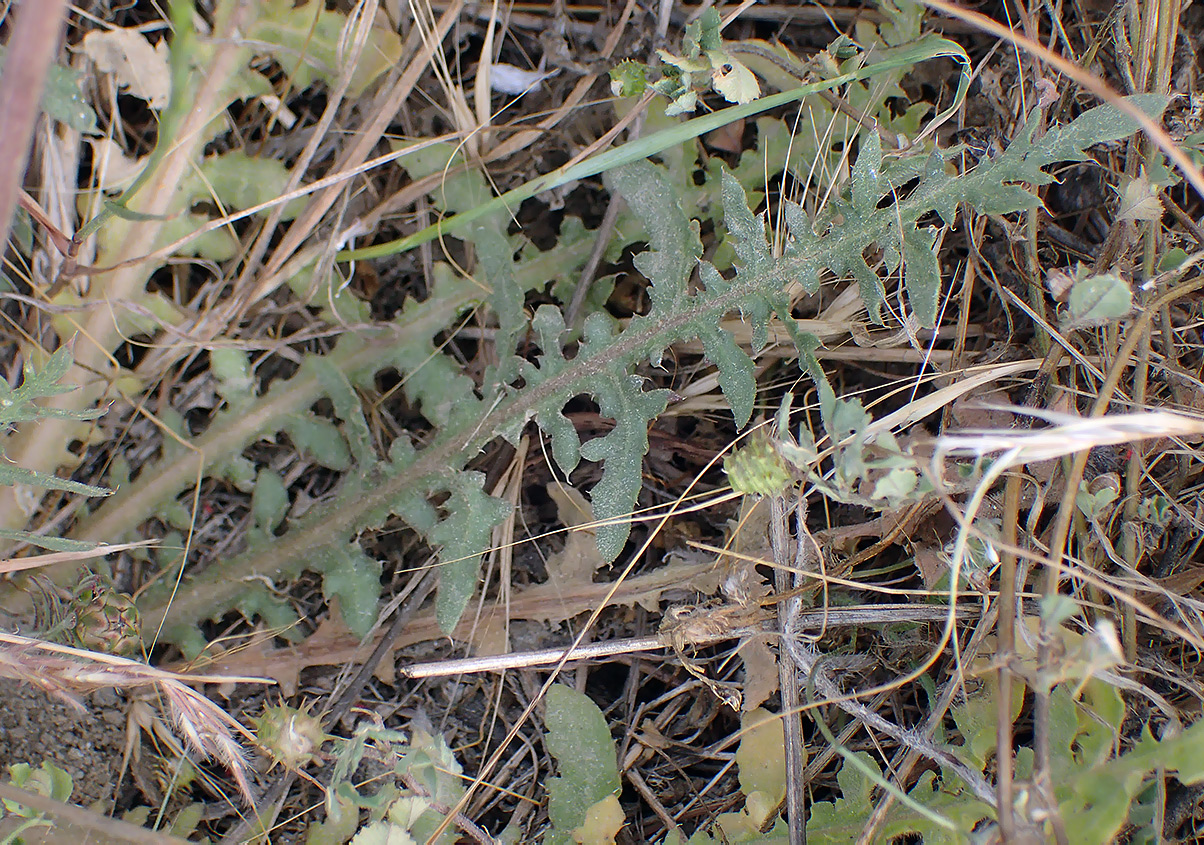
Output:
[
  {"xmin": 0, "ymin": 529, "xmax": 100, "ymax": 553},
  {"xmin": 0, "ymin": 464, "xmax": 111, "ymax": 498}
]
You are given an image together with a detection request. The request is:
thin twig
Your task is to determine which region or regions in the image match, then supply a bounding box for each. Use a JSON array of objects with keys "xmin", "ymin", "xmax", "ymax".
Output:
[
  {"xmin": 771, "ymin": 494, "xmax": 806, "ymax": 845},
  {"xmin": 0, "ymin": 782, "xmax": 189, "ymax": 845}
]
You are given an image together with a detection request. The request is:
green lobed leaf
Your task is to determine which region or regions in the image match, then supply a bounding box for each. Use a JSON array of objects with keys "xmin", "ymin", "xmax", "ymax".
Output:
[
  {"xmin": 428, "ymin": 472, "xmax": 512, "ymax": 633},
  {"xmin": 282, "ymin": 414, "xmax": 352, "ymax": 472},
  {"xmin": 120, "ymin": 72, "xmax": 1169, "ymax": 658},
  {"xmin": 578, "ymin": 318, "xmax": 670, "ymax": 561},
  {"xmin": 312, "ymin": 358, "xmax": 374, "ymax": 467},
  {"xmin": 610, "ymin": 163, "xmax": 757, "ymax": 428},
  {"xmin": 210, "ymin": 348, "xmax": 254, "ymax": 412},
  {"xmin": 0, "ymin": 346, "xmax": 83, "ymax": 425},
  {"xmin": 251, "ymin": 469, "xmax": 289, "ymax": 534},
  {"xmin": 515, "ymin": 306, "xmax": 582, "ymax": 474},
  {"xmin": 315, "ymin": 546, "xmax": 380, "ymax": 640},
  {"xmin": 719, "ymin": 169, "xmax": 776, "ymax": 347}
]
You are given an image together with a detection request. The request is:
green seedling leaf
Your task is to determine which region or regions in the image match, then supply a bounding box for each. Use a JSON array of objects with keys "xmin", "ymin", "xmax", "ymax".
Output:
[
  {"xmin": 546, "ymin": 685, "xmax": 623, "ymax": 845},
  {"xmin": 1076, "ymin": 478, "xmax": 1120, "ymax": 522},
  {"xmin": 1063, "ymin": 271, "xmax": 1132, "ymax": 330},
  {"xmin": 1159, "ymin": 246, "xmax": 1189, "ymax": 272},
  {"xmin": 1137, "ymin": 495, "xmax": 1172, "ymax": 527},
  {"xmin": 609, "ymin": 60, "xmax": 648, "ymax": 97},
  {"xmin": 11, "ymin": 207, "xmax": 33, "ymax": 256},
  {"xmin": 380, "ymin": 730, "xmax": 466, "ymax": 845},
  {"xmin": 5, "ymin": 761, "xmax": 74, "ymax": 815},
  {"xmin": 689, "ymin": 709, "xmax": 794, "ymax": 843},
  {"xmin": 871, "ymin": 467, "xmax": 918, "ymax": 504}
]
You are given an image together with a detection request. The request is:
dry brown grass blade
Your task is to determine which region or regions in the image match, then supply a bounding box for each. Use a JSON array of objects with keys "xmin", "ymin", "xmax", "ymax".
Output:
[
  {"xmin": 244, "ymin": 0, "xmax": 466, "ymax": 308},
  {"xmin": 0, "ymin": 633, "xmax": 267, "ymax": 807},
  {"xmin": 0, "ymin": 540, "xmax": 156, "ymax": 575}
]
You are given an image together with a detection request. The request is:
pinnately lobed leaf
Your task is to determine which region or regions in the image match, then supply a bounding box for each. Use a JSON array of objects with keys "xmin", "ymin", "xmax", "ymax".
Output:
[{"xmin": 123, "ymin": 89, "xmax": 1168, "ymax": 652}]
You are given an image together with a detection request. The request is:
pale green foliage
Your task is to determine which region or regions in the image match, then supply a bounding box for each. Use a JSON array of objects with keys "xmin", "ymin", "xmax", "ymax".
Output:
[
  {"xmin": 58, "ymin": 6, "xmax": 1167, "ymax": 658},
  {"xmin": 317, "ymin": 723, "xmax": 465, "ymax": 845},
  {"xmin": 800, "ymin": 680, "xmax": 1204, "ymax": 843},
  {"xmin": 1, "ymin": 760, "xmax": 74, "ymax": 841},
  {"xmin": 109, "ymin": 115, "xmax": 808, "ymax": 652},
  {"xmin": 3, "ymin": 761, "xmax": 74, "ymax": 810},
  {"xmin": 653, "ymin": 9, "xmax": 761, "ymax": 113},
  {"xmin": 773, "ymin": 386, "xmax": 927, "ymax": 512},
  {"xmin": 249, "ymin": 0, "xmax": 404, "ymax": 98},
  {"xmin": 803, "ymin": 751, "xmax": 992, "ymax": 843},
  {"xmin": 0, "ymin": 347, "xmax": 109, "ymax": 551},
  {"xmin": 680, "ymin": 678, "xmax": 1204, "ymax": 842},
  {"xmin": 157, "ymin": 152, "xmax": 305, "ymax": 261},
  {"xmin": 1034, "ymin": 683, "xmax": 1204, "ymax": 843},
  {"xmin": 545, "ymin": 685, "xmax": 624, "ymax": 845},
  {"xmin": 688, "ymin": 709, "xmax": 791, "ymax": 843},
  {"xmin": 777, "ymin": 95, "xmax": 1170, "ymax": 325},
  {"xmin": 1064, "ymin": 270, "xmax": 1134, "ymax": 329}
]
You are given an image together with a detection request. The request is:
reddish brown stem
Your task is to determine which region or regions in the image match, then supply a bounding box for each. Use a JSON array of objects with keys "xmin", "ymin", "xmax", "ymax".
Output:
[{"xmin": 0, "ymin": 0, "xmax": 71, "ymax": 253}]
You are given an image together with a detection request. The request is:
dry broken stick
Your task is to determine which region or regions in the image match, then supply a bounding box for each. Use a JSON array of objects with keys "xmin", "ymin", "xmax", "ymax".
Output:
[{"xmin": 395, "ymin": 602, "xmax": 973, "ymax": 679}]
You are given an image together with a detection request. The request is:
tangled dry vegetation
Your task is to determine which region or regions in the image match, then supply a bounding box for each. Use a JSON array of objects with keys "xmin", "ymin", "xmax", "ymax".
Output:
[{"xmin": 3, "ymin": 0, "xmax": 1204, "ymax": 842}]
